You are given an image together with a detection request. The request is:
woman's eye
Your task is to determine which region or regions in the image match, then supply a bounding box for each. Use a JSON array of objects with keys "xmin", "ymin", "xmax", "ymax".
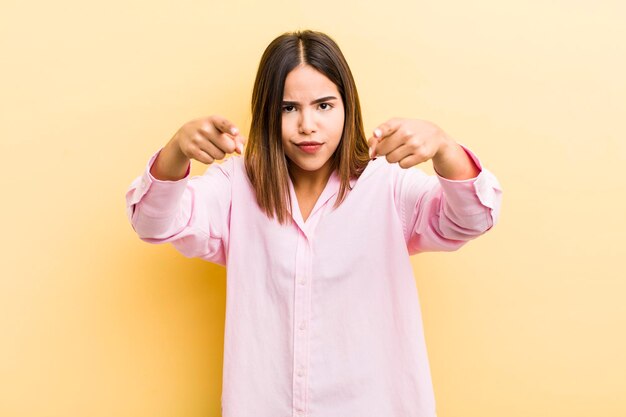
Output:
[{"xmin": 282, "ymin": 103, "xmax": 332, "ymax": 113}]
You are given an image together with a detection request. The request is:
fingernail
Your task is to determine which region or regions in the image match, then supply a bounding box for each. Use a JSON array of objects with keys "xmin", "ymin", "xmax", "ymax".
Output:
[
  {"xmin": 231, "ymin": 127, "xmax": 238, "ymax": 135},
  {"xmin": 237, "ymin": 143, "xmax": 244, "ymax": 154},
  {"xmin": 374, "ymin": 128, "xmax": 382, "ymax": 138},
  {"xmin": 369, "ymin": 147, "xmax": 374, "ymax": 159}
]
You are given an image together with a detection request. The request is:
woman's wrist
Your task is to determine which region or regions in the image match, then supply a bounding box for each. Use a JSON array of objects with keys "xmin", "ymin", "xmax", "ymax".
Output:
[{"xmin": 150, "ymin": 139, "xmax": 190, "ymax": 181}]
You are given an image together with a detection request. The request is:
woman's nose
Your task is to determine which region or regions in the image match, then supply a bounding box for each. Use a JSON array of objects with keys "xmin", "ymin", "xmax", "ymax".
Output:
[{"xmin": 298, "ymin": 109, "xmax": 316, "ymax": 134}]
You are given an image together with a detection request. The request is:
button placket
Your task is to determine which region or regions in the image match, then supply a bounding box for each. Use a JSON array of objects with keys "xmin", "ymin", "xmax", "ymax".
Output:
[
  {"xmin": 292, "ymin": 200, "xmax": 326, "ymax": 417},
  {"xmin": 292, "ymin": 230, "xmax": 310, "ymax": 416}
]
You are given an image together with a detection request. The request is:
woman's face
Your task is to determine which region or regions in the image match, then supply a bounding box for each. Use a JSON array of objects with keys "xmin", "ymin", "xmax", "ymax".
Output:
[{"xmin": 281, "ymin": 64, "xmax": 345, "ymax": 178}]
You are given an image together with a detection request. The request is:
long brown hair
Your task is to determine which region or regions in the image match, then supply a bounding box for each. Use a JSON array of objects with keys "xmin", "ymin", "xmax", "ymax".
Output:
[{"xmin": 244, "ymin": 29, "xmax": 370, "ymax": 225}]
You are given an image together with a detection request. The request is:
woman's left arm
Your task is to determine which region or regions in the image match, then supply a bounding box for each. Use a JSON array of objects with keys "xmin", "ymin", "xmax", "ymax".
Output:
[{"xmin": 370, "ymin": 117, "xmax": 503, "ymax": 253}]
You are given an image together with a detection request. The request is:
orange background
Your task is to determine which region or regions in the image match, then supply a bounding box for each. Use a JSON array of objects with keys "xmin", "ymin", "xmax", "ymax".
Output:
[{"xmin": 1, "ymin": 1, "xmax": 624, "ymax": 416}]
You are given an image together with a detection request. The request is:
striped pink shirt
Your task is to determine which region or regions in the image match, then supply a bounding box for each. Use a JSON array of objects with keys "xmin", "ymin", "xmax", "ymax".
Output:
[{"xmin": 125, "ymin": 144, "xmax": 502, "ymax": 417}]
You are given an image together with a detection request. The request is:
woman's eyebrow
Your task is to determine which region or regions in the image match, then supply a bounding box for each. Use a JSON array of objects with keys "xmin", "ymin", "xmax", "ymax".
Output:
[{"xmin": 281, "ymin": 96, "xmax": 338, "ymax": 105}]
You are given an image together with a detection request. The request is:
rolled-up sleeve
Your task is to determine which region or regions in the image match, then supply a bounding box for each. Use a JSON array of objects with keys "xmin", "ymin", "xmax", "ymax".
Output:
[
  {"xmin": 394, "ymin": 143, "xmax": 503, "ymax": 255},
  {"xmin": 124, "ymin": 148, "xmax": 233, "ymax": 265}
]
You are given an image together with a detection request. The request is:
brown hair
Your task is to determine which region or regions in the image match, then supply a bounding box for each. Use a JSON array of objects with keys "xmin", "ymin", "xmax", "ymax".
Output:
[{"xmin": 243, "ymin": 29, "xmax": 370, "ymax": 225}]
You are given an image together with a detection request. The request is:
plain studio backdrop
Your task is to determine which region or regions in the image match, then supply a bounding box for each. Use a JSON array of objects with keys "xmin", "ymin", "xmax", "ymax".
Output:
[{"xmin": 0, "ymin": 0, "xmax": 624, "ymax": 416}]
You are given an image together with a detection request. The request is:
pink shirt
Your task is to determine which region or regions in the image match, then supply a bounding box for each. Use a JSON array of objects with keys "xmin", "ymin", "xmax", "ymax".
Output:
[{"xmin": 125, "ymin": 144, "xmax": 503, "ymax": 417}]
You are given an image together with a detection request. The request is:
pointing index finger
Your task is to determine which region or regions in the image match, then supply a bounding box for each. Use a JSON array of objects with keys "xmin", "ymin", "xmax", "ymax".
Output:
[
  {"xmin": 212, "ymin": 115, "xmax": 247, "ymax": 154},
  {"xmin": 368, "ymin": 132, "xmax": 383, "ymax": 159},
  {"xmin": 374, "ymin": 119, "xmax": 401, "ymax": 140},
  {"xmin": 369, "ymin": 120, "xmax": 400, "ymax": 159},
  {"xmin": 213, "ymin": 115, "xmax": 240, "ymax": 136}
]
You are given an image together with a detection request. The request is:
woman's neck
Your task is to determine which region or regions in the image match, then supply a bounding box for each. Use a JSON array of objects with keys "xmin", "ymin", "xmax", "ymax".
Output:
[{"xmin": 288, "ymin": 159, "xmax": 334, "ymax": 192}]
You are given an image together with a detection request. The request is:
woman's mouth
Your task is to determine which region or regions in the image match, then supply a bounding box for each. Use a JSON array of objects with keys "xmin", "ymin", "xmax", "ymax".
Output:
[{"xmin": 296, "ymin": 142, "xmax": 323, "ymax": 154}]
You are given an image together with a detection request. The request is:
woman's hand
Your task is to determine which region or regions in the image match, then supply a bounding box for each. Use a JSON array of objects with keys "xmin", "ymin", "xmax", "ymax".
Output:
[
  {"xmin": 174, "ymin": 115, "xmax": 247, "ymax": 165},
  {"xmin": 367, "ymin": 117, "xmax": 481, "ymax": 180},
  {"xmin": 367, "ymin": 118, "xmax": 450, "ymax": 167},
  {"xmin": 150, "ymin": 115, "xmax": 247, "ymax": 181}
]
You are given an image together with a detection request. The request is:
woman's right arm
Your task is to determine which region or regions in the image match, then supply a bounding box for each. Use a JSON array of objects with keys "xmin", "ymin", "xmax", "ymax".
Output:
[{"xmin": 124, "ymin": 115, "xmax": 246, "ymax": 265}]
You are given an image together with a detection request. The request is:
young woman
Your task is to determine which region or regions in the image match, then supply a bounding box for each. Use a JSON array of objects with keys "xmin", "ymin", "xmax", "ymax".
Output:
[{"xmin": 126, "ymin": 29, "xmax": 502, "ymax": 417}]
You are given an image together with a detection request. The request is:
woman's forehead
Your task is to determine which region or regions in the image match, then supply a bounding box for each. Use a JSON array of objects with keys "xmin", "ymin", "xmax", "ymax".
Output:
[{"xmin": 283, "ymin": 65, "xmax": 339, "ymax": 99}]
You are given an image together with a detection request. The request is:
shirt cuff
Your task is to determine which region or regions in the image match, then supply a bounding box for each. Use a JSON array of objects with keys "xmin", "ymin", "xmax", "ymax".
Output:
[
  {"xmin": 435, "ymin": 143, "xmax": 503, "ymax": 217},
  {"xmin": 125, "ymin": 147, "xmax": 192, "ymax": 219}
]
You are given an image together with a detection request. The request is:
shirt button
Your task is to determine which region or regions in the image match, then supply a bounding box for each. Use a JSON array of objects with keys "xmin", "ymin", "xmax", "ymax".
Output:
[
  {"xmin": 299, "ymin": 277, "xmax": 306, "ymax": 285},
  {"xmin": 297, "ymin": 369, "xmax": 305, "ymax": 377},
  {"xmin": 299, "ymin": 322, "xmax": 306, "ymax": 330}
]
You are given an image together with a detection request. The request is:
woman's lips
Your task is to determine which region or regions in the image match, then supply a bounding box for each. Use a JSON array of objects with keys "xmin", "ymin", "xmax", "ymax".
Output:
[{"xmin": 296, "ymin": 143, "xmax": 323, "ymax": 154}]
